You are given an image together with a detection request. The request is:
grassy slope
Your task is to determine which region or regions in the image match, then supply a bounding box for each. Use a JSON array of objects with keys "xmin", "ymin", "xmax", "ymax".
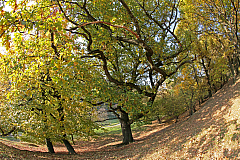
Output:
[{"xmin": 0, "ymin": 77, "xmax": 239, "ymax": 159}]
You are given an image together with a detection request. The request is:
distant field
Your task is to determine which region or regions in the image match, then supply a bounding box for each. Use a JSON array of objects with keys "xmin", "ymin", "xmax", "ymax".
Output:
[{"xmin": 98, "ymin": 118, "xmax": 119, "ymax": 126}]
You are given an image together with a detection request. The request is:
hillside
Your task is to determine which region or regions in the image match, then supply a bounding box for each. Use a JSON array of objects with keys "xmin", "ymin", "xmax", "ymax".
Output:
[
  {"xmin": 0, "ymin": 77, "xmax": 240, "ymax": 159},
  {"xmin": 141, "ymin": 77, "xmax": 240, "ymax": 159}
]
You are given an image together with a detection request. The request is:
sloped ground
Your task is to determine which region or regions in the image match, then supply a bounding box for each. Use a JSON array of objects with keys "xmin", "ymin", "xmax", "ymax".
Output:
[
  {"xmin": 140, "ymin": 77, "xmax": 240, "ymax": 160},
  {"xmin": 0, "ymin": 77, "xmax": 240, "ymax": 159}
]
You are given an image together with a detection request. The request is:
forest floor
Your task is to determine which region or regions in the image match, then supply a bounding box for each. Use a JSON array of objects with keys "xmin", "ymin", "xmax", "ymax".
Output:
[{"xmin": 0, "ymin": 77, "xmax": 240, "ymax": 159}]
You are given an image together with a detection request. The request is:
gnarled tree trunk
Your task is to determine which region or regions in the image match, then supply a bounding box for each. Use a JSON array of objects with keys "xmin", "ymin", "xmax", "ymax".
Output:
[{"xmin": 120, "ymin": 110, "xmax": 134, "ymax": 145}]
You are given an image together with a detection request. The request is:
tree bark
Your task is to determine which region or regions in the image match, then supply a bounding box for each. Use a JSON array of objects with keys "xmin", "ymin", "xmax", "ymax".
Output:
[
  {"xmin": 71, "ymin": 134, "xmax": 75, "ymax": 145},
  {"xmin": 228, "ymin": 56, "xmax": 236, "ymax": 82},
  {"xmin": 62, "ymin": 138, "xmax": 77, "ymax": 154},
  {"xmin": 46, "ymin": 138, "xmax": 55, "ymax": 153},
  {"xmin": 189, "ymin": 91, "xmax": 195, "ymax": 116},
  {"xmin": 120, "ymin": 111, "xmax": 134, "ymax": 145},
  {"xmin": 233, "ymin": 55, "xmax": 239, "ymax": 75},
  {"xmin": 201, "ymin": 58, "xmax": 212, "ymax": 97},
  {"xmin": 157, "ymin": 116, "xmax": 162, "ymax": 124}
]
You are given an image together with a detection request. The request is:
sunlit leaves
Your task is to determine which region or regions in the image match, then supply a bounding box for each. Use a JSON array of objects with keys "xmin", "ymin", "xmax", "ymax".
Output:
[
  {"xmin": 0, "ymin": 0, "xmax": 237, "ymax": 147},
  {"xmin": 0, "ymin": 12, "xmax": 100, "ymax": 143}
]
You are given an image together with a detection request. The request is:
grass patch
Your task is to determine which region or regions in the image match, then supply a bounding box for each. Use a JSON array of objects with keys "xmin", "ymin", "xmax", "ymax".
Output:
[
  {"xmin": 95, "ymin": 121, "xmax": 149, "ymax": 136},
  {"xmin": 98, "ymin": 119, "xmax": 119, "ymax": 126},
  {"xmin": 0, "ymin": 136, "xmax": 19, "ymax": 142},
  {"xmin": 95, "ymin": 124, "xmax": 121, "ymax": 135}
]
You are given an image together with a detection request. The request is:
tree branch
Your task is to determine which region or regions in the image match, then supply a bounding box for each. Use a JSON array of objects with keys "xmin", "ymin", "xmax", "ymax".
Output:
[
  {"xmin": 118, "ymin": 0, "xmax": 141, "ymax": 38},
  {"xmin": 0, "ymin": 127, "xmax": 16, "ymax": 136},
  {"xmin": 136, "ymin": 0, "xmax": 182, "ymax": 49},
  {"xmin": 95, "ymin": 49, "xmax": 154, "ymax": 97},
  {"xmin": 50, "ymin": 30, "xmax": 60, "ymax": 58},
  {"xmin": 78, "ymin": 21, "xmax": 140, "ymax": 40}
]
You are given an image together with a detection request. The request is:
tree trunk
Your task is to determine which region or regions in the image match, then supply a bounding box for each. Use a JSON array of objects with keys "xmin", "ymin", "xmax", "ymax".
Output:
[
  {"xmin": 62, "ymin": 139, "xmax": 77, "ymax": 154},
  {"xmin": 157, "ymin": 116, "xmax": 162, "ymax": 124},
  {"xmin": 46, "ymin": 138, "xmax": 55, "ymax": 153},
  {"xmin": 175, "ymin": 115, "xmax": 179, "ymax": 123},
  {"xmin": 71, "ymin": 134, "xmax": 75, "ymax": 145},
  {"xmin": 234, "ymin": 55, "xmax": 239, "ymax": 75},
  {"xmin": 228, "ymin": 56, "xmax": 236, "ymax": 82},
  {"xmin": 189, "ymin": 108, "xmax": 194, "ymax": 116},
  {"xmin": 120, "ymin": 111, "xmax": 134, "ymax": 145},
  {"xmin": 189, "ymin": 91, "xmax": 195, "ymax": 116},
  {"xmin": 201, "ymin": 58, "xmax": 213, "ymax": 97}
]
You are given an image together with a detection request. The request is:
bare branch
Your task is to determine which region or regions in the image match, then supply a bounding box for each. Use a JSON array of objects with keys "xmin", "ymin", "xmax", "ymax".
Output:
[
  {"xmin": 84, "ymin": 49, "xmax": 154, "ymax": 97},
  {"xmin": 168, "ymin": 60, "xmax": 193, "ymax": 77},
  {"xmin": 64, "ymin": 29, "xmax": 89, "ymax": 40},
  {"xmin": 78, "ymin": 21, "xmax": 140, "ymax": 40},
  {"xmin": 118, "ymin": 0, "xmax": 141, "ymax": 38},
  {"xmin": 136, "ymin": 0, "xmax": 182, "ymax": 49},
  {"xmin": 56, "ymin": 0, "xmax": 79, "ymax": 26},
  {"xmin": 109, "ymin": 103, "xmax": 121, "ymax": 120},
  {"xmin": 50, "ymin": 30, "xmax": 60, "ymax": 58}
]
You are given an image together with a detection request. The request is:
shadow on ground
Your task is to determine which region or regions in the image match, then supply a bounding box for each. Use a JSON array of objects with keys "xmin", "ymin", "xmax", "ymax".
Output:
[{"xmin": 1, "ymin": 78, "xmax": 240, "ymax": 159}]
